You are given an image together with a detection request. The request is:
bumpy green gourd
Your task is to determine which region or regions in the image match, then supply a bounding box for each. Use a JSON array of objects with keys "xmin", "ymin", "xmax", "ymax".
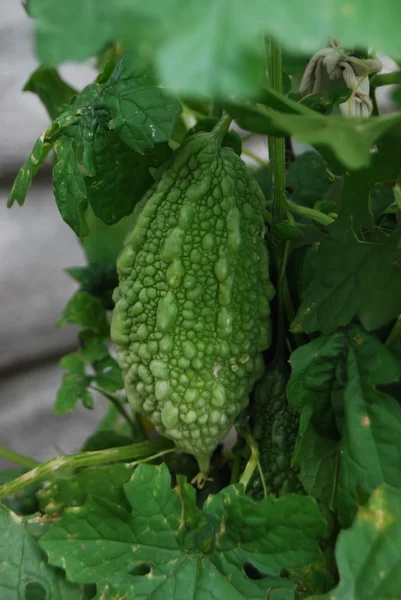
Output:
[
  {"xmin": 111, "ymin": 122, "xmax": 275, "ymax": 477},
  {"xmin": 248, "ymin": 362, "xmax": 303, "ymax": 499}
]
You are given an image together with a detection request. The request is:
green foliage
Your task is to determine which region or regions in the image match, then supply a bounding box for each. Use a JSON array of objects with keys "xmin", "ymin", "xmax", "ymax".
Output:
[
  {"xmin": 37, "ymin": 464, "xmax": 136, "ymax": 516},
  {"xmin": 26, "ymin": 0, "xmax": 401, "ymax": 97},
  {"xmin": 24, "ymin": 66, "xmax": 77, "ymax": 119},
  {"xmin": 288, "ymin": 325, "xmax": 401, "ymax": 526},
  {"xmin": 39, "ymin": 463, "xmax": 324, "ymax": 598},
  {"xmin": 0, "ymin": 504, "xmax": 87, "ymax": 600},
  {"xmin": 286, "ymin": 152, "xmax": 333, "ymax": 208},
  {"xmin": 314, "ymin": 485, "xmax": 401, "ymax": 600},
  {"xmin": 9, "ymin": 54, "xmax": 180, "ymax": 236},
  {"xmin": 291, "ymin": 216, "xmax": 401, "ymax": 335},
  {"xmin": 4, "ymin": 4, "xmax": 401, "ymax": 598}
]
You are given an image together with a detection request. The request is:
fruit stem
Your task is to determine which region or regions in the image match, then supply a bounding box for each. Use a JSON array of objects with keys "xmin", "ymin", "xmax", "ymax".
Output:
[{"xmin": 211, "ymin": 114, "xmax": 233, "ymax": 146}]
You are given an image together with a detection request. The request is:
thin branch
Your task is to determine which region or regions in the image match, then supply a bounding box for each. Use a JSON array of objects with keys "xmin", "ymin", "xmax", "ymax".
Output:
[
  {"xmin": 0, "ymin": 447, "xmax": 39, "ymax": 469},
  {"xmin": 0, "ymin": 437, "xmax": 175, "ymax": 500},
  {"xmin": 91, "ymin": 386, "xmax": 140, "ymax": 438},
  {"xmin": 242, "ymin": 147, "xmax": 268, "ymax": 167},
  {"xmin": 287, "ymin": 199, "xmax": 335, "ymax": 226}
]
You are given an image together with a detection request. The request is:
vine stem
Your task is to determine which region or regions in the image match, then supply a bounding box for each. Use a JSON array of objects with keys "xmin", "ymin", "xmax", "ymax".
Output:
[
  {"xmin": 242, "ymin": 147, "xmax": 268, "ymax": 167},
  {"xmin": 0, "ymin": 437, "xmax": 175, "ymax": 500},
  {"xmin": 266, "ymin": 37, "xmax": 289, "ymax": 363},
  {"xmin": 287, "ymin": 200, "xmax": 335, "ymax": 226},
  {"xmin": 267, "ymin": 39, "xmax": 286, "ymax": 225},
  {"xmin": 0, "ymin": 447, "xmax": 39, "ymax": 469},
  {"xmin": 238, "ymin": 428, "xmax": 266, "ymax": 495},
  {"xmin": 371, "ymin": 71, "xmax": 401, "ymax": 88},
  {"xmin": 91, "ymin": 386, "xmax": 141, "ymax": 438}
]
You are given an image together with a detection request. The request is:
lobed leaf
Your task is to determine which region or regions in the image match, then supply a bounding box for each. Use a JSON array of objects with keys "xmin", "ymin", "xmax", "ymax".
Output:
[
  {"xmin": 40, "ymin": 463, "xmax": 325, "ymax": 598},
  {"xmin": 0, "ymin": 503, "xmax": 87, "ymax": 600},
  {"xmin": 291, "ymin": 217, "xmax": 401, "ymax": 335}
]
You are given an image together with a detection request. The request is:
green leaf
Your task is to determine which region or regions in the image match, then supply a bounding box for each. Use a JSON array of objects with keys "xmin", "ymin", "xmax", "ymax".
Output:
[
  {"xmin": 76, "ymin": 330, "xmax": 110, "ymax": 363},
  {"xmin": 8, "ymin": 134, "xmax": 53, "ymax": 207},
  {"xmin": 291, "ymin": 217, "xmax": 401, "ymax": 335},
  {"xmin": 24, "ymin": 66, "xmax": 77, "ymax": 120},
  {"xmin": 58, "ymin": 291, "xmax": 109, "ymax": 336},
  {"xmin": 288, "ymin": 326, "xmax": 401, "ymax": 526},
  {"xmin": 314, "ymin": 485, "xmax": 401, "ymax": 600},
  {"xmin": 37, "ymin": 464, "xmax": 135, "ymax": 517},
  {"xmin": 9, "ymin": 56, "xmax": 178, "ymax": 234},
  {"xmin": 291, "ymin": 408, "xmax": 340, "ymax": 509},
  {"xmin": 55, "ymin": 370, "xmax": 93, "ymax": 415},
  {"xmin": 227, "ymin": 98, "xmax": 401, "ymax": 170},
  {"xmin": 85, "ymin": 128, "xmax": 171, "ymax": 224},
  {"xmin": 155, "ymin": 3, "xmax": 266, "ymax": 97},
  {"xmin": 93, "ymin": 355, "xmax": 124, "ymax": 392},
  {"xmin": 53, "ymin": 136, "xmax": 89, "ymax": 236},
  {"xmin": 0, "ymin": 503, "xmax": 87, "ymax": 600},
  {"xmin": 40, "ymin": 463, "xmax": 325, "ymax": 598},
  {"xmin": 98, "ymin": 54, "xmax": 181, "ymax": 152},
  {"xmin": 286, "ymin": 152, "xmax": 332, "ymax": 208},
  {"xmin": 65, "ymin": 264, "xmax": 118, "ymax": 309},
  {"xmin": 27, "ymin": 0, "xmax": 401, "ymax": 98}
]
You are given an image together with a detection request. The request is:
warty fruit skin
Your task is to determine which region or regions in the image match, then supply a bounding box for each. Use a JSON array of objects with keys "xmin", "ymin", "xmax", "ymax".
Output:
[{"xmin": 111, "ymin": 131, "xmax": 275, "ymax": 474}]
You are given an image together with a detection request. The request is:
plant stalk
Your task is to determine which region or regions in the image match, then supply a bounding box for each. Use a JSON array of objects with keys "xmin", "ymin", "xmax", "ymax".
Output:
[
  {"xmin": 211, "ymin": 114, "xmax": 233, "ymax": 145},
  {"xmin": 0, "ymin": 437, "xmax": 175, "ymax": 500},
  {"xmin": 267, "ymin": 39, "xmax": 286, "ymax": 225},
  {"xmin": 287, "ymin": 200, "xmax": 335, "ymax": 226},
  {"xmin": 371, "ymin": 71, "xmax": 401, "ymax": 88},
  {"xmin": 91, "ymin": 386, "xmax": 142, "ymax": 438},
  {"xmin": 0, "ymin": 446, "xmax": 39, "ymax": 469},
  {"xmin": 266, "ymin": 37, "xmax": 288, "ymax": 363}
]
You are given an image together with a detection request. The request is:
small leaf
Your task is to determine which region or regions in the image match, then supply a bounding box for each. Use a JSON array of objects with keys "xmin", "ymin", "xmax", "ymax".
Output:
[
  {"xmin": 55, "ymin": 372, "xmax": 93, "ymax": 415},
  {"xmin": 76, "ymin": 330, "xmax": 110, "ymax": 363},
  {"xmin": 93, "ymin": 355, "xmax": 124, "ymax": 392},
  {"xmin": 24, "ymin": 66, "xmax": 77, "ymax": 120},
  {"xmin": 8, "ymin": 134, "xmax": 53, "ymax": 207},
  {"xmin": 58, "ymin": 291, "xmax": 109, "ymax": 336},
  {"xmin": 53, "ymin": 136, "xmax": 89, "ymax": 236}
]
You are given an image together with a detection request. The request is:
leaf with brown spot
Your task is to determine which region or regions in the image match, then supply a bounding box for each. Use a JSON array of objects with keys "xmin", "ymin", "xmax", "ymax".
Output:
[
  {"xmin": 313, "ymin": 485, "xmax": 401, "ymax": 600},
  {"xmin": 288, "ymin": 324, "xmax": 401, "ymax": 526},
  {"xmin": 39, "ymin": 463, "xmax": 325, "ymax": 599}
]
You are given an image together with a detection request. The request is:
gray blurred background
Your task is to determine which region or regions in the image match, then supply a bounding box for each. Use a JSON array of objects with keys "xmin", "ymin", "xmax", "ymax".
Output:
[
  {"xmin": 0, "ymin": 2, "xmax": 396, "ymax": 468},
  {"xmin": 0, "ymin": 2, "xmax": 107, "ymax": 467}
]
